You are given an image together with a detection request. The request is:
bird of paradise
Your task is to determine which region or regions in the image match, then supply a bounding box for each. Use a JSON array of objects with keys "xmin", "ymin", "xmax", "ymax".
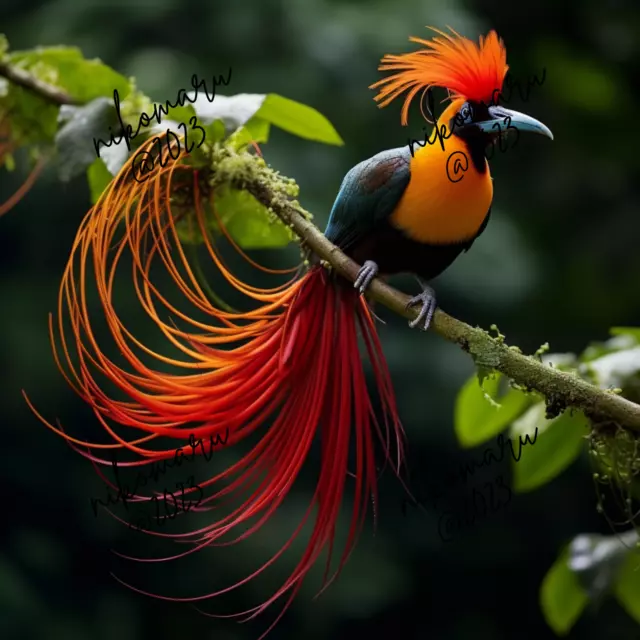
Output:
[{"xmin": 27, "ymin": 27, "xmax": 552, "ymax": 636}]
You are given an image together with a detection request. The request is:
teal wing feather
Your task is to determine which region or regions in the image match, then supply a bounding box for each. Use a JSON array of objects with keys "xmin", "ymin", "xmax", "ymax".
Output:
[{"xmin": 324, "ymin": 146, "xmax": 412, "ymax": 250}]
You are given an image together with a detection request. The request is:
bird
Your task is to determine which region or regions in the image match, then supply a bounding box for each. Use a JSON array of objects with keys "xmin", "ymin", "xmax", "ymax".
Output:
[
  {"xmin": 27, "ymin": 26, "xmax": 552, "ymax": 638},
  {"xmin": 326, "ymin": 27, "xmax": 553, "ymax": 330}
]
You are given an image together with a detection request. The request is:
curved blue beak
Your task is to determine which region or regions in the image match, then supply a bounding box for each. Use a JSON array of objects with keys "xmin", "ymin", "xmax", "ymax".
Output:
[{"xmin": 476, "ymin": 106, "xmax": 553, "ymax": 140}]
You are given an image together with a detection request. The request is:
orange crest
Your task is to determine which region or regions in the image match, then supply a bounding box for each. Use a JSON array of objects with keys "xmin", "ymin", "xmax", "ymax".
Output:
[{"xmin": 370, "ymin": 27, "xmax": 509, "ymax": 125}]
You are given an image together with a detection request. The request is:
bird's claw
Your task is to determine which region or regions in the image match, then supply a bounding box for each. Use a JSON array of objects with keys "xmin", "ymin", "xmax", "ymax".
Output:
[
  {"xmin": 406, "ymin": 285, "xmax": 437, "ymax": 331},
  {"xmin": 354, "ymin": 260, "xmax": 379, "ymax": 295}
]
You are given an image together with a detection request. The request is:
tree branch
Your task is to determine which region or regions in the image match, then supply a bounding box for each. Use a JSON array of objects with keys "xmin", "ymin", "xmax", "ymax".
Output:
[
  {"xmin": 239, "ymin": 175, "xmax": 640, "ymax": 431},
  {"xmin": 2, "ymin": 59, "xmax": 637, "ymax": 430},
  {"xmin": 0, "ymin": 61, "xmax": 78, "ymax": 105}
]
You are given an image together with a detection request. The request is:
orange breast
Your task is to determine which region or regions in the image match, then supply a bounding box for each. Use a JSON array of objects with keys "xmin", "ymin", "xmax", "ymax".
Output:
[{"xmin": 391, "ymin": 132, "xmax": 493, "ymax": 245}]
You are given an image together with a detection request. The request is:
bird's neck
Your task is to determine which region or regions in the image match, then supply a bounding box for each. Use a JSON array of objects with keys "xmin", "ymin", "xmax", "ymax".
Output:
[{"xmin": 390, "ymin": 118, "xmax": 494, "ymax": 245}]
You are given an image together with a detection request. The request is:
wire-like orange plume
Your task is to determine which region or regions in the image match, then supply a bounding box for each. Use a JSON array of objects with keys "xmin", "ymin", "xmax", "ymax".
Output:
[
  {"xmin": 370, "ymin": 26, "xmax": 509, "ymax": 125},
  {"xmin": 25, "ymin": 133, "xmax": 405, "ymax": 637}
]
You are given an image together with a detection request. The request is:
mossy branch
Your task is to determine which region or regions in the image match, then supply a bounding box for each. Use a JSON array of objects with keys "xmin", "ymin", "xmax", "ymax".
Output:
[
  {"xmin": 0, "ymin": 61, "xmax": 79, "ymax": 105},
  {"xmin": 227, "ymin": 161, "xmax": 640, "ymax": 432},
  {"xmin": 3, "ymin": 64, "xmax": 639, "ymax": 431}
]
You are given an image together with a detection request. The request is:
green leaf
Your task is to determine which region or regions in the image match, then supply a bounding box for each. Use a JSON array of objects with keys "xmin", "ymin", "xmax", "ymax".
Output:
[
  {"xmin": 227, "ymin": 116, "xmax": 271, "ymax": 151},
  {"xmin": 156, "ymin": 103, "xmax": 196, "ymax": 127},
  {"xmin": 0, "ymin": 87, "xmax": 59, "ymax": 146},
  {"xmin": 454, "ymin": 373, "xmax": 531, "ymax": 448},
  {"xmin": 176, "ymin": 186, "xmax": 295, "ymax": 250},
  {"xmin": 193, "ymin": 92, "xmax": 342, "ymax": 145},
  {"xmin": 215, "ymin": 186, "xmax": 294, "ymax": 249},
  {"xmin": 245, "ymin": 116, "xmax": 271, "ymax": 143},
  {"xmin": 55, "ymin": 97, "xmax": 117, "ymax": 181},
  {"xmin": 614, "ymin": 549, "xmax": 640, "ymax": 624},
  {"xmin": 97, "ymin": 138, "xmax": 129, "ymax": 176},
  {"xmin": 610, "ymin": 327, "xmax": 640, "ymax": 343},
  {"xmin": 585, "ymin": 347, "xmax": 640, "ymax": 389},
  {"xmin": 256, "ymin": 93, "xmax": 343, "ymax": 145},
  {"xmin": 511, "ymin": 404, "xmax": 587, "ymax": 492},
  {"xmin": 0, "ymin": 41, "xmax": 129, "ymax": 152},
  {"xmin": 86, "ymin": 158, "xmax": 113, "ymax": 204},
  {"xmin": 0, "ymin": 34, "xmax": 9, "ymax": 59},
  {"xmin": 8, "ymin": 46, "xmax": 130, "ymax": 102},
  {"xmin": 540, "ymin": 547, "xmax": 589, "ymax": 635},
  {"xmin": 568, "ymin": 532, "xmax": 636, "ymax": 605},
  {"xmin": 194, "ymin": 93, "xmax": 266, "ymax": 129},
  {"xmin": 203, "ymin": 118, "xmax": 227, "ymax": 143},
  {"xmin": 2, "ymin": 153, "xmax": 15, "ymax": 171},
  {"xmin": 580, "ymin": 333, "xmax": 637, "ymax": 363}
]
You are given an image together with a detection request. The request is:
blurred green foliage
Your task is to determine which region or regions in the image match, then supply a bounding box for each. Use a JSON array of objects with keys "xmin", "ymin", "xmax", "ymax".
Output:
[
  {"xmin": 2, "ymin": 1, "xmax": 640, "ymax": 640},
  {"xmin": 453, "ymin": 327, "xmax": 640, "ymax": 633}
]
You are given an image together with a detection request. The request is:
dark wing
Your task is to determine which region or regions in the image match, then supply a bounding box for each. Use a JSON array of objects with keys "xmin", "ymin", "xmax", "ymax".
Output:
[{"xmin": 324, "ymin": 146, "xmax": 412, "ymax": 251}]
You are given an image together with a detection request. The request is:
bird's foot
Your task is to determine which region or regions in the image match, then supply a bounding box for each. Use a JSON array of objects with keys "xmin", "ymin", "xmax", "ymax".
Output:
[
  {"xmin": 406, "ymin": 284, "xmax": 437, "ymax": 331},
  {"xmin": 354, "ymin": 260, "xmax": 379, "ymax": 295}
]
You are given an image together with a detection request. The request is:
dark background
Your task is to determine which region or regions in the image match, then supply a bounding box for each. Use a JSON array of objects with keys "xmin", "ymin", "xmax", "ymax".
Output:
[{"xmin": 2, "ymin": 0, "xmax": 640, "ymax": 638}]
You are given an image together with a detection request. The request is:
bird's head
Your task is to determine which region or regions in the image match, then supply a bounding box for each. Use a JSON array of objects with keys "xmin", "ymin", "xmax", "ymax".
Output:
[{"xmin": 370, "ymin": 27, "xmax": 553, "ymax": 153}]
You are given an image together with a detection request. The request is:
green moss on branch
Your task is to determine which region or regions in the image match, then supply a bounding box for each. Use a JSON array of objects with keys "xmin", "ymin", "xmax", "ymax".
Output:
[{"xmin": 220, "ymin": 154, "xmax": 640, "ymax": 432}]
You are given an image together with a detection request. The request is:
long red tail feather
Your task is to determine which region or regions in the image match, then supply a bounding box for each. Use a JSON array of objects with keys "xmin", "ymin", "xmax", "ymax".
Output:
[{"xmin": 25, "ymin": 132, "xmax": 406, "ymax": 636}]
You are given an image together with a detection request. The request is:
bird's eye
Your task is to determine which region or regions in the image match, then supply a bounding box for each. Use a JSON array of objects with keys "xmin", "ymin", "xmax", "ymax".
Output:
[
  {"xmin": 459, "ymin": 103, "xmax": 473, "ymax": 123},
  {"xmin": 453, "ymin": 103, "xmax": 474, "ymax": 129}
]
